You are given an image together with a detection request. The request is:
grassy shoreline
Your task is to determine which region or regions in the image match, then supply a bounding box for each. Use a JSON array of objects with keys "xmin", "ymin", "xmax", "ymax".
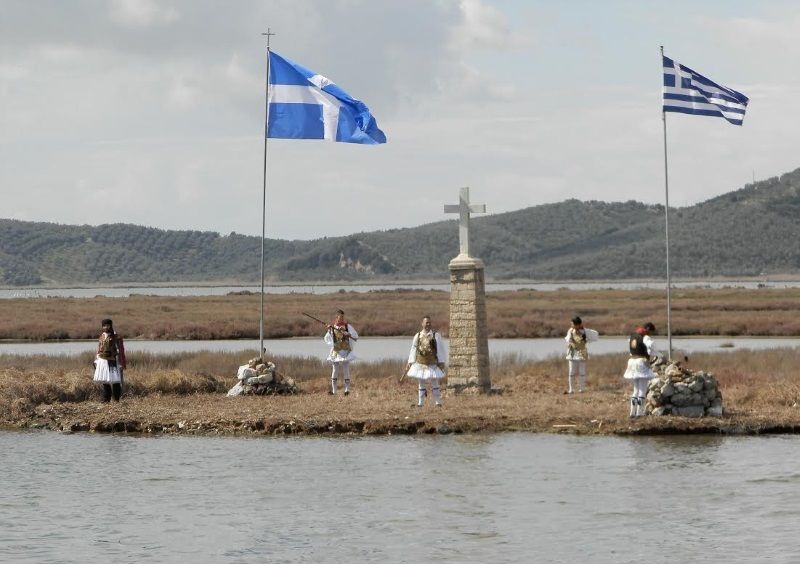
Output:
[
  {"xmin": 2, "ymin": 287, "xmax": 800, "ymax": 340},
  {"xmin": 3, "ymin": 348, "xmax": 799, "ymax": 437}
]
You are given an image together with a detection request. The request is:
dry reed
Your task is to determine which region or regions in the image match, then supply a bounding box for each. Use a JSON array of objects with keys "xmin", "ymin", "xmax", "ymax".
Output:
[
  {"xmin": 1, "ymin": 287, "xmax": 800, "ymax": 341},
  {"xmin": 3, "ymin": 348, "xmax": 800, "ymax": 435}
]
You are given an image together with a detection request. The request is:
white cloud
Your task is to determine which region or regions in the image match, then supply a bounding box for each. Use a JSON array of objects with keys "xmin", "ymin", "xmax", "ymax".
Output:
[
  {"xmin": 0, "ymin": 62, "xmax": 29, "ymax": 81},
  {"xmin": 109, "ymin": 0, "xmax": 180, "ymax": 28},
  {"xmin": 449, "ymin": 0, "xmax": 529, "ymax": 51},
  {"xmin": 2, "ymin": 1, "xmax": 800, "ymax": 241},
  {"xmin": 166, "ymin": 73, "xmax": 198, "ymax": 109}
]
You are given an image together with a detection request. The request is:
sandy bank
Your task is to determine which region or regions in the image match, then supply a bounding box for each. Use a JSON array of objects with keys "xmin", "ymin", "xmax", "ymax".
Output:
[
  {"xmin": 6, "ymin": 390, "xmax": 800, "ymax": 438},
  {"xmin": 3, "ymin": 348, "xmax": 799, "ymax": 438}
]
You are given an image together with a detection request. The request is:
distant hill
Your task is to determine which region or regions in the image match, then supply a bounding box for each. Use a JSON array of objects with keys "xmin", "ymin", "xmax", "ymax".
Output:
[{"xmin": 2, "ymin": 167, "xmax": 800, "ymax": 286}]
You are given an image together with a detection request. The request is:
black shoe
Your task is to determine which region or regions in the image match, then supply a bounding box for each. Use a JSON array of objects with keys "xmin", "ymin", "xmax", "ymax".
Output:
[{"xmin": 344, "ymin": 390, "xmax": 350, "ymax": 396}]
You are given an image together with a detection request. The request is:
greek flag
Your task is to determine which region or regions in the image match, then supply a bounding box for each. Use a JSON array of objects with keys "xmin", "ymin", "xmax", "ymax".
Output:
[
  {"xmin": 267, "ymin": 51, "xmax": 386, "ymax": 144},
  {"xmin": 662, "ymin": 55, "xmax": 749, "ymax": 126}
]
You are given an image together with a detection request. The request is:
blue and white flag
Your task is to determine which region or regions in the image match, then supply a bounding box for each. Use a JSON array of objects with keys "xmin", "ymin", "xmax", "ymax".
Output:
[
  {"xmin": 662, "ymin": 55, "xmax": 749, "ymax": 126},
  {"xmin": 267, "ymin": 51, "xmax": 386, "ymax": 144}
]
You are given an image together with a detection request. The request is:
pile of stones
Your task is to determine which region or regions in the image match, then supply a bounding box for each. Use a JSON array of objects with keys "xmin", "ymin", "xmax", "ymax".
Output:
[
  {"xmin": 226, "ymin": 357, "xmax": 297, "ymax": 396},
  {"xmin": 645, "ymin": 361, "xmax": 724, "ymax": 417}
]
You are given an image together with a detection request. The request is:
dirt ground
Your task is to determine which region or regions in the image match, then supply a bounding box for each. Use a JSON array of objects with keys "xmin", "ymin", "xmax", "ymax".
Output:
[
  {"xmin": 9, "ymin": 390, "xmax": 800, "ymax": 438},
  {"xmin": 3, "ymin": 345, "xmax": 800, "ymax": 437}
]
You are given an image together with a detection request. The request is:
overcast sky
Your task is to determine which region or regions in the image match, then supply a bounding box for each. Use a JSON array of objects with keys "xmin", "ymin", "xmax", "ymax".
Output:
[{"xmin": 2, "ymin": 0, "xmax": 799, "ymax": 240}]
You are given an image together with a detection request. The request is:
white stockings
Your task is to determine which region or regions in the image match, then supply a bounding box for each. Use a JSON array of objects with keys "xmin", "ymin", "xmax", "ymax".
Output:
[
  {"xmin": 630, "ymin": 378, "xmax": 649, "ymax": 417},
  {"xmin": 568, "ymin": 360, "xmax": 586, "ymax": 393},
  {"xmin": 330, "ymin": 363, "xmax": 351, "ymax": 395},
  {"xmin": 417, "ymin": 380, "xmax": 442, "ymax": 407}
]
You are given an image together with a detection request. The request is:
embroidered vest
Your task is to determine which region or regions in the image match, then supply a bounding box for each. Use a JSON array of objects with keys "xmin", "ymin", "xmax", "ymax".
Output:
[
  {"xmin": 567, "ymin": 330, "xmax": 588, "ymax": 359},
  {"xmin": 629, "ymin": 333, "xmax": 648, "ymax": 357},
  {"xmin": 98, "ymin": 333, "xmax": 119, "ymax": 360},
  {"xmin": 415, "ymin": 331, "xmax": 438, "ymax": 365},
  {"xmin": 332, "ymin": 324, "xmax": 351, "ymax": 352}
]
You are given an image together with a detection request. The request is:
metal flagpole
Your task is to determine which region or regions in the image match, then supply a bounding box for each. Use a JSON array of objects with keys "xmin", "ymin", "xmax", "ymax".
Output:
[
  {"xmin": 259, "ymin": 28, "xmax": 275, "ymax": 359},
  {"xmin": 660, "ymin": 45, "xmax": 673, "ymax": 361}
]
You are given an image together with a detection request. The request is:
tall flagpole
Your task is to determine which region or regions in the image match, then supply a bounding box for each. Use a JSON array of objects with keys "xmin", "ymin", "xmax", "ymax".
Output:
[
  {"xmin": 260, "ymin": 28, "xmax": 275, "ymax": 359},
  {"xmin": 660, "ymin": 45, "xmax": 673, "ymax": 361}
]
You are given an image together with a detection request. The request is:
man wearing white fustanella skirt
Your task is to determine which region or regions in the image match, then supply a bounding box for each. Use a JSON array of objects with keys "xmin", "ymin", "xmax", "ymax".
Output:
[
  {"xmin": 405, "ymin": 316, "xmax": 447, "ymax": 407},
  {"xmin": 564, "ymin": 315, "xmax": 599, "ymax": 394},
  {"xmin": 93, "ymin": 318, "xmax": 126, "ymax": 402},
  {"xmin": 324, "ymin": 309, "xmax": 358, "ymax": 396},
  {"xmin": 624, "ymin": 321, "xmax": 661, "ymax": 417}
]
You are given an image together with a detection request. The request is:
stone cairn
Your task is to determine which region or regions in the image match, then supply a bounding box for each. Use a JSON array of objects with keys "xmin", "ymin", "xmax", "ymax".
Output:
[
  {"xmin": 226, "ymin": 357, "xmax": 297, "ymax": 396},
  {"xmin": 645, "ymin": 359, "xmax": 724, "ymax": 418}
]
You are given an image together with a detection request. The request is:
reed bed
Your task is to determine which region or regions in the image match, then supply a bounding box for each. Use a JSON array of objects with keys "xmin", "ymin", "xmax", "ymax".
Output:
[
  {"xmin": 1, "ymin": 287, "xmax": 800, "ymax": 341},
  {"xmin": 3, "ymin": 348, "xmax": 800, "ymax": 435}
]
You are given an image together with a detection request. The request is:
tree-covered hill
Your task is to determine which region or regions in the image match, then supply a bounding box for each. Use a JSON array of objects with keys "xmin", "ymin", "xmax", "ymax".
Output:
[{"xmin": 2, "ymin": 167, "xmax": 799, "ymax": 286}]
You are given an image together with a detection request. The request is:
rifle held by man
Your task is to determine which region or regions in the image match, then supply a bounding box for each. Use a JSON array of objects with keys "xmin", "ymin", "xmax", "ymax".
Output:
[{"xmin": 302, "ymin": 312, "xmax": 329, "ymax": 327}]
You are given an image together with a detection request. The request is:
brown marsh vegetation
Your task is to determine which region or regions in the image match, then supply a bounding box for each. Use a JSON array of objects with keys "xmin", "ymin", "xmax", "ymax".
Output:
[
  {"xmin": 1, "ymin": 287, "xmax": 800, "ymax": 340},
  {"xmin": 3, "ymin": 348, "xmax": 800, "ymax": 436}
]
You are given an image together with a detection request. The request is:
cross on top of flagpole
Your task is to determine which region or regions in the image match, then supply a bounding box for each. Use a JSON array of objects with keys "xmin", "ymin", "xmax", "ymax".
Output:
[
  {"xmin": 444, "ymin": 187, "xmax": 486, "ymax": 258},
  {"xmin": 261, "ymin": 28, "xmax": 276, "ymax": 48}
]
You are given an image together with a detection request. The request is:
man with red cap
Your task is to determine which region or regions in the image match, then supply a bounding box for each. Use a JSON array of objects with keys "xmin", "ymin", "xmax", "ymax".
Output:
[{"xmin": 624, "ymin": 322, "xmax": 660, "ymax": 417}]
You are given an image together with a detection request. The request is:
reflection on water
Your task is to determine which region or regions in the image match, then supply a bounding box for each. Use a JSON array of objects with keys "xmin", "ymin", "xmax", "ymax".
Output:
[
  {"xmin": 637, "ymin": 434, "xmax": 726, "ymax": 470},
  {"xmin": 1, "ymin": 432, "xmax": 800, "ymax": 563}
]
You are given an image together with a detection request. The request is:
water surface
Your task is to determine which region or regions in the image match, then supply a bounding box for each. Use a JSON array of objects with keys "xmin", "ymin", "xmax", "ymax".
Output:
[
  {"xmin": 1, "ymin": 336, "xmax": 798, "ymax": 360},
  {"xmin": 2, "ymin": 279, "xmax": 798, "ymax": 299},
  {"xmin": 1, "ymin": 432, "xmax": 799, "ymax": 563}
]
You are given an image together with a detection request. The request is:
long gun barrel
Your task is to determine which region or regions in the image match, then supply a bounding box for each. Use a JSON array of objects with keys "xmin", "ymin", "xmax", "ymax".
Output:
[{"xmin": 302, "ymin": 312, "xmax": 328, "ymax": 326}]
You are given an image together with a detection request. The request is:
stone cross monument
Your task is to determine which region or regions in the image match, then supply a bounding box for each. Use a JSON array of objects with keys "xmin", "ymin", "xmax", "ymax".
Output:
[{"xmin": 443, "ymin": 187, "xmax": 490, "ymax": 391}]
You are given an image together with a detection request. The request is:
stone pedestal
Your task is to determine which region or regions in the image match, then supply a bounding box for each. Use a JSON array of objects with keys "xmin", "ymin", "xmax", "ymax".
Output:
[{"xmin": 447, "ymin": 254, "xmax": 491, "ymax": 391}]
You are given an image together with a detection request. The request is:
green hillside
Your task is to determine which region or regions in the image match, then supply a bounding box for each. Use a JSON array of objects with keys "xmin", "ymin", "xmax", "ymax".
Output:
[{"xmin": 2, "ymin": 167, "xmax": 800, "ymax": 286}]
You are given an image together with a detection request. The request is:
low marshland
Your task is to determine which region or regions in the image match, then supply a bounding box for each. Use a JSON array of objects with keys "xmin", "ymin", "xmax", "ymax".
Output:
[
  {"xmin": 1, "ymin": 287, "xmax": 800, "ymax": 340},
  {"xmin": 3, "ymin": 348, "xmax": 799, "ymax": 436}
]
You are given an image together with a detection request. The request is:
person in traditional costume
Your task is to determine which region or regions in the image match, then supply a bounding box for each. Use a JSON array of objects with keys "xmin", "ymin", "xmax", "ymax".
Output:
[
  {"xmin": 93, "ymin": 318, "xmax": 126, "ymax": 402},
  {"xmin": 564, "ymin": 315, "xmax": 599, "ymax": 394},
  {"xmin": 324, "ymin": 309, "xmax": 358, "ymax": 395},
  {"xmin": 624, "ymin": 322, "xmax": 660, "ymax": 417},
  {"xmin": 405, "ymin": 315, "xmax": 446, "ymax": 407}
]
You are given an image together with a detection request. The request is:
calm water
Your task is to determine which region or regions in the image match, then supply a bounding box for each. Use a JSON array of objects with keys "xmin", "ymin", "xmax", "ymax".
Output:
[
  {"xmin": 1, "ymin": 336, "xmax": 798, "ymax": 360},
  {"xmin": 1, "ymin": 432, "xmax": 799, "ymax": 563},
  {"xmin": 2, "ymin": 279, "xmax": 799, "ymax": 299}
]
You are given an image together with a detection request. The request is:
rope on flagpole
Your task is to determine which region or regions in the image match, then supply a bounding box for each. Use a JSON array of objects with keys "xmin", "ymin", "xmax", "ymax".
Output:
[
  {"xmin": 260, "ymin": 28, "xmax": 275, "ymax": 359},
  {"xmin": 660, "ymin": 45, "xmax": 673, "ymax": 361}
]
